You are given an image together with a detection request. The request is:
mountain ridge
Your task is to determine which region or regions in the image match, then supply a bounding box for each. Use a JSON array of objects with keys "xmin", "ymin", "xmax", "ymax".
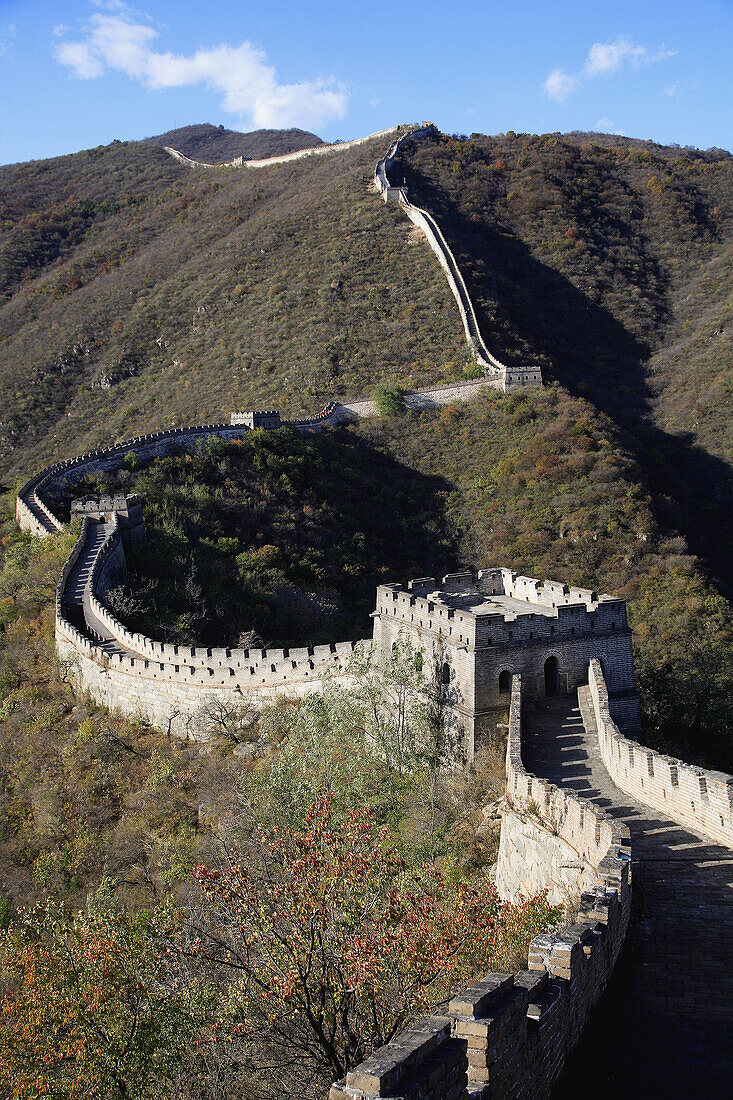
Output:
[{"xmin": 144, "ymin": 122, "xmax": 325, "ymax": 162}]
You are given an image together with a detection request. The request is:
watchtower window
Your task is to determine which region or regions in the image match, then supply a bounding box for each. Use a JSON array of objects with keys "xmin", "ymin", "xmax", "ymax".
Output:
[
  {"xmin": 441, "ymin": 662, "xmax": 451, "ymax": 686},
  {"xmin": 499, "ymin": 669, "xmax": 511, "ymax": 693}
]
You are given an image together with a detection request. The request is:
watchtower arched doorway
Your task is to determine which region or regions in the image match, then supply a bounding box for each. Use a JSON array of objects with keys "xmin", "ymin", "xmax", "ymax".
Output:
[
  {"xmin": 544, "ymin": 656, "xmax": 559, "ymax": 696},
  {"xmin": 498, "ymin": 669, "xmax": 511, "ymax": 694}
]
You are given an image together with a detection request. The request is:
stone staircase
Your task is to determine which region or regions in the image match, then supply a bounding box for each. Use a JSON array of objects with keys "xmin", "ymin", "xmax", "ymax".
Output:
[
  {"xmin": 62, "ymin": 521, "xmax": 125, "ymax": 654},
  {"xmin": 524, "ymin": 693, "xmax": 733, "ymax": 1097}
]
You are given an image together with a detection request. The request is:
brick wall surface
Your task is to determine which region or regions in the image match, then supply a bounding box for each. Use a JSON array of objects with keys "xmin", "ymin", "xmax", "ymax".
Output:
[
  {"xmin": 330, "ymin": 675, "xmax": 631, "ymax": 1100},
  {"xmin": 590, "ymin": 659, "xmax": 733, "ymax": 847}
]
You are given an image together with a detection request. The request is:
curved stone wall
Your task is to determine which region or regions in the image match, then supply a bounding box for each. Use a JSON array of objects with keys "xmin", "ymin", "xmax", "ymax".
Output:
[
  {"xmin": 52, "ymin": 513, "xmax": 361, "ymax": 737},
  {"xmin": 16, "ymin": 421, "xmax": 251, "ymax": 537},
  {"xmin": 164, "ymin": 126, "xmax": 399, "ymax": 170},
  {"xmin": 11, "ymin": 413, "xmax": 371, "ymax": 735},
  {"xmin": 165, "ymin": 122, "xmax": 542, "ymax": 395},
  {"xmin": 15, "ymin": 377, "xmax": 530, "ymax": 737},
  {"xmin": 331, "ymin": 674, "xmax": 631, "ymax": 1100},
  {"xmin": 375, "ymin": 130, "xmax": 543, "ymax": 393},
  {"xmin": 590, "ymin": 658, "xmax": 733, "ymax": 847},
  {"xmin": 498, "ymin": 675, "xmax": 631, "ymax": 904}
]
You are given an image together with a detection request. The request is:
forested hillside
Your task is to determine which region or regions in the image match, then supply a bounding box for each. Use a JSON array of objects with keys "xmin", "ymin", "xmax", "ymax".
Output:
[
  {"xmin": 1, "ymin": 122, "xmax": 733, "ymax": 1095},
  {"xmin": 394, "ymin": 129, "xmax": 733, "ymax": 591},
  {"xmin": 1, "ymin": 125, "xmax": 733, "ymax": 837},
  {"xmin": 0, "ymin": 128, "xmax": 466, "ymax": 478}
]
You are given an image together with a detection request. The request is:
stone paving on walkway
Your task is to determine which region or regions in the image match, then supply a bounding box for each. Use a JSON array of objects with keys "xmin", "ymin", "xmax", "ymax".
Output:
[
  {"xmin": 62, "ymin": 520, "xmax": 126, "ymax": 654},
  {"xmin": 523, "ymin": 694, "xmax": 733, "ymax": 1099}
]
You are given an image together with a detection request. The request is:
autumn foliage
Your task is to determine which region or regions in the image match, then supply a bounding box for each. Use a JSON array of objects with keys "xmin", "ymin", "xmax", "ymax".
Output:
[
  {"xmin": 0, "ymin": 907, "xmax": 200, "ymax": 1100},
  {"xmin": 191, "ymin": 793, "xmax": 557, "ymax": 1080}
]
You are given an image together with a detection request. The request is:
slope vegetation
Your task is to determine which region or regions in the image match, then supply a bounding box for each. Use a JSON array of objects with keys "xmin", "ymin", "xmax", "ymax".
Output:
[
  {"xmin": 144, "ymin": 122, "xmax": 323, "ymax": 161},
  {"xmin": 2, "ymin": 124, "xmax": 732, "ymax": 774},
  {"xmin": 394, "ymin": 129, "xmax": 733, "ymax": 592},
  {"xmin": 0, "ymin": 130, "xmax": 466, "ymax": 479}
]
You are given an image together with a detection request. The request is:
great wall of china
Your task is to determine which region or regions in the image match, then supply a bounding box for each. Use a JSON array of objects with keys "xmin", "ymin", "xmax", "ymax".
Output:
[
  {"xmin": 14, "ymin": 127, "xmax": 733, "ymax": 1098},
  {"xmin": 163, "ymin": 122, "xmax": 543, "ymax": 393}
]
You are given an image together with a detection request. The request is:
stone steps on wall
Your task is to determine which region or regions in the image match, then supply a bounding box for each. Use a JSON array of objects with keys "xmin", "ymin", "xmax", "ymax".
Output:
[{"xmin": 525, "ymin": 686, "xmax": 733, "ymax": 1096}]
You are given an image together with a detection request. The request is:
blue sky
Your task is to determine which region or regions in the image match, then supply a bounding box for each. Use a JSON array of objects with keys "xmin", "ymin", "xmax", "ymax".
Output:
[{"xmin": 1, "ymin": 0, "xmax": 731, "ymax": 165}]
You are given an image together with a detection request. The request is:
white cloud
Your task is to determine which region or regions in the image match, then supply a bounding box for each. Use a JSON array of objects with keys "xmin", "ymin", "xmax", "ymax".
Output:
[
  {"xmin": 53, "ymin": 24, "xmax": 70, "ymax": 38},
  {"xmin": 56, "ymin": 39, "xmax": 105, "ymax": 78},
  {"xmin": 544, "ymin": 35, "xmax": 677, "ymax": 102},
  {"xmin": 543, "ymin": 68, "xmax": 578, "ymax": 103},
  {"xmin": 583, "ymin": 37, "xmax": 648, "ymax": 77},
  {"xmin": 662, "ymin": 77, "xmax": 697, "ymax": 98},
  {"xmin": 0, "ymin": 23, "xmax": 17, "ymax": 58},
  {"xmin": 54, "ymin": 11, "xmax": 348, "ymax": 130},
  {"xmin": 596, "ymin": 117, "xmax": 626, "ymax": 135}
]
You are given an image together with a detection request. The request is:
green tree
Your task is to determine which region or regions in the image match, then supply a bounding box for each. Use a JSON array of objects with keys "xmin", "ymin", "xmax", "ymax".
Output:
[{"xmin": 372, "ymin": 381, "xmax": 408, "ymax": 417}]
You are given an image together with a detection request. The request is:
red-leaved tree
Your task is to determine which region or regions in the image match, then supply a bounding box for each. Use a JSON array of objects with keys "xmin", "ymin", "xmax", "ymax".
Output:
[
  {"xmin": 0, "ymin": 906, "xmax": 202, "ymax": 1100},
  {"xmin": 191, "ymin": 793, "xmax": 557, "ymax": 1082}
]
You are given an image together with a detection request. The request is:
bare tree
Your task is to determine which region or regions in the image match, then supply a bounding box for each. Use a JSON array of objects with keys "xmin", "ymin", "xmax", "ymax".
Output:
[{"xmin": 190, "ymin": 695, "xmax": 260, "ymax": 744}]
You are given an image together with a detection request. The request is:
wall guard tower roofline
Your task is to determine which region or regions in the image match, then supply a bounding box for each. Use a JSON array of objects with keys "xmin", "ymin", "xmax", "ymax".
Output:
[{"xmin": 372, "ymin": 569, "xmax": 640, "ymax": 761}]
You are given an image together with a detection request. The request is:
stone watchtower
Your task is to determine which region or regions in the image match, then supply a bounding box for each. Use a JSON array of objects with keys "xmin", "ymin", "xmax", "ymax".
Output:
[
  {"xmin": 230, "ymin": 410, "xmax": 281, "ymax": 430},
  {"xmin": 71, "ymin": 494, "xmax": 145, "ymax": 550},
  {"xmin": 372, "ymin": 568, "xmax": 641, "ymax": 762}
]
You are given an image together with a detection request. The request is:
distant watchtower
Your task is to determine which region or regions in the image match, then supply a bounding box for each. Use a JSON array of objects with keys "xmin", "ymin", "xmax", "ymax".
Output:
[
  {"xmin": 230, "ymin": 410, "xmax": 281, "ymax": 430},
  {"xmin": 71, "ymin": 494, "xmax": 145, "ymax": 550},
  {"xmin": 372, "ymin": 568, "xmax": 641, "ymax": 762}
]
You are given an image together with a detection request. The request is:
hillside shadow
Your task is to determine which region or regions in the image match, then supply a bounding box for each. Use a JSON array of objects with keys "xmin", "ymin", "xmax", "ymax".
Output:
[
  {"xmin": 414, "ymin": 192, "xmax": 733, "ymax": 594},
  {"xmin": 50, "ymin": 429, "xmax": 462, "ymax": 650}
]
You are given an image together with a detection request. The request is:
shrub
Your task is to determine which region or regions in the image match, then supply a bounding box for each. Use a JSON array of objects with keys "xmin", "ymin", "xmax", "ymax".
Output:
[{"xmin": 372, "ymin": 381, "xmax": 408, "ymax": 417}]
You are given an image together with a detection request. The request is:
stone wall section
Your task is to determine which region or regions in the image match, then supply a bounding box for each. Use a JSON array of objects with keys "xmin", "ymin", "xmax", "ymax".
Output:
[
  {"xmin": 163, "ymin": 127, "xmax": 399, "ymax": 170},
  {"xmin": 372, "ymin": 571, "xmax": 640, "ymax": 761},
  {"xmin": 56, "ymin": 628, "xmax": 358, "ymax": 739},
  {"xmin": 16, "ymin": 421, "xmax": 252, "ymax": 537},
  {"xmin": 498, "ymin": 676, "xmax": 631, "ymax": 903},
  {"xmin": 331, "ymin": 675, "xmax": 631, "ymax": 1100},
  {"xmin": 330, "ymin": 378, "xmax": 506, "ymax": 424},
  {"xmin": 589, "ymin": 658, "xmax": 733, "ymax": 848},
  {"xmin": 164, "ymin": 122, "xmax": 541, "ymax": 394},
  {"xmin": 54, "ymin": 516, "xmax": 363, "ymax": 737},
  {"xmin": 375, "ymin": 129, "xmax": 542, "ymax": 393}
]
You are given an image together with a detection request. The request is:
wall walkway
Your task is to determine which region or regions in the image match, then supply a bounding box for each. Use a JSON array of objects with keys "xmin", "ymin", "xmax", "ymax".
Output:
[
  {"xmin": 52, "ymin": 514, "xmax": 364, "ymax": 738},
  {"xmin": 524, "ymin": 688, "xmax": 733, "ymax": 1096},
  {"xmin": 374, "ymin": 130, "xmax": 542, "ymax": 393},
  {"xmin": 163, "ymin": 127, "xmax": 398, "ymax": 170},
  {"xmin": 332, "ymin": 675, "xmax": 632, "ymax": 1100},
  {"xmin": 336, "ymin": 663, "xmax": 733, "ymax": 1098},
  {"xmin": 164, "ymin": 123, "xmax": 541, "ymax": 394}
]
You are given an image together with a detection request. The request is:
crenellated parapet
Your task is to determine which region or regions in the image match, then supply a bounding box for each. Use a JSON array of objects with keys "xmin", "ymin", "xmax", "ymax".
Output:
[
  {"xmin": 373, "ymin": 570, "xmax": 640, "ymax": 761},
  {"xmin": 163, "ymin": 126, "xmax": 398, "ymax": 170},
  {"xmin": 590, "ymin": 659, "xmax": 733, "ymax": 848},
  {"xmin": 331, "ymin": 674, "xmax": 631, "ymax": 1100},
  {"xmin": 52, "ymin": 512, "xmax": 364, "ymax": 738},
  {"xmin": 499, "ymin": 674, "xmax": 631, "ymax": 903},
  {"xmin": 164, "ymin": 122, "xmax": 542, "ymax": 394}
]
